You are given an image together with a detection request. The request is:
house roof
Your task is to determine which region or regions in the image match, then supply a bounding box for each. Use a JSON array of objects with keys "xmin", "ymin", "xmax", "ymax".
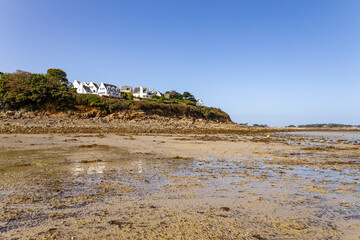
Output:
[
  {"xmin": 133, "ymin": 87, "xmax": 140, "ymax": 94},
  {"xmin": 121, "ymin": 85, "xmax": 132, "ymax": 91},
  {"xmin": 82, "ymin": 85, "xmax": 92, "ymax": 93},
  {"xmin": 103, "ymin": 83, "xmax": 118, "ymax": 89},
  {"xmin": 133, "ymin": 87, "xmax": 149, "ymax": 94},
  {"xmin": 90, "ymin": 82, "xmax": 100, "ymax": 88}
]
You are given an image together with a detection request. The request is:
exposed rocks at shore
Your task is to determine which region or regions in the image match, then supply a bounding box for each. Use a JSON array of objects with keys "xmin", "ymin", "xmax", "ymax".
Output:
[
  {"xmin": 2, "ymin": 111, "xmax": 359, "ymax": 134},
  {"xmin": 0, "ymin": 110, "xmax": 239, "ymax": 134}
]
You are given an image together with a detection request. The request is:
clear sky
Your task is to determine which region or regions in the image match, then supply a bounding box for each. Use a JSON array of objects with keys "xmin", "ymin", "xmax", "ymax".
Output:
[{"xmin": 1, "ymin": 0, "xmax": 359, "ymax": 126}]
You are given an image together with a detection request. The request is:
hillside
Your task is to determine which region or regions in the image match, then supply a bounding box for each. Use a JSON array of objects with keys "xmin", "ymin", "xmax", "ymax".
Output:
[{"xmin": 0, "ymin": 69, "xmax": 232, "ymax": 123}]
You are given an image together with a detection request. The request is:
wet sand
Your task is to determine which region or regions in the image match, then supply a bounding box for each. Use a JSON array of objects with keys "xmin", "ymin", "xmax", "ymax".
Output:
[{"xmin": 0, "ymin": 132, "xmax": 359, "ymax": 239}]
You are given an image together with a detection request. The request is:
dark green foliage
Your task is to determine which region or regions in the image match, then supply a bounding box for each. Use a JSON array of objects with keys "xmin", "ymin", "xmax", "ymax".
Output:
[
  {"xmin": 0, "ymin": 69, "xmax": 74, "ymax": 110},
  {"xmin": 108, "ymin": 100, "xmax": 130, "ymax": 113},
  {"xmin": 122, "ymin": 92, "xmax": 133, "ymax": 100},
  {"xmin": 165, "ymin": 90, "xmax": 183, "ymax": 100},
  {"xmin": 165, "ymin": 90, "xmax": 196, "ymax": 102},
  {"xmin": 46, "ymin": 68, "xmax": 69, "ymax": 86},
  {"xmin": 252, "ymin": 124, "xmax": 268, "ymax": 127},
  {"xmin": 199, "ymin": 106, "xmax": 225, "ymax": 119},
  {"xmin": 0, "ymin": 73, "xmax": 10, "ymax": 108},
  {"xmin": 128, "ymin": 101, "xmax": 228, "ymax": 121},
  {"xmin": 74, "ymin": 94, "xmax": 101, "ymax": 106},
  {"xmin": 142, "ymin": 96, "xmax": 196, "ymax": 106},
  {"xmin": 73, "ymin": 94, "xmax": 131, "ymax": 113},
  {"xmin": 1, "ymin": 70, "xmax": 33, "ymax": 110},
  {"xmin": 182, "ymin": 91, "xmax": 196, "ymax": 102},
  {"xmin": 72, "ymin": 94, "xmax": 230, "ymax": 122}
]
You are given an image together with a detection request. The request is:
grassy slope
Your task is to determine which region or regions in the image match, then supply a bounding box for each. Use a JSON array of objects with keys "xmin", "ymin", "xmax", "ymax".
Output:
[{"xmin": 73, "ymin": 94, "xmax": 232, "ymax": 123}]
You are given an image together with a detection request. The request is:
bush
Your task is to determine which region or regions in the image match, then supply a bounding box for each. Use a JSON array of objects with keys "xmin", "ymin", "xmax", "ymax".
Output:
[
  {"xmin": 108, "ymin": 100, "xmax": 130, "ymax": 113},
  {"xmin": 0, "ymin": 69, "xmax": 74, "ymax": 111},
  {"xmin": 122, "ymin": 92, "xmax": 133, "ymax": 100}
]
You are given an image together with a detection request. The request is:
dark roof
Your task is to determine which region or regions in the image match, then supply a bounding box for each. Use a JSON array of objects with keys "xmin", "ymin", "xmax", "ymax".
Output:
[
  {"xmin": 133, "ymin": 87, "xmax": 140, "ymax": 94},
  {"xmin": 133, "ymin": 87, "xmax": 148, "ymax": 94},
  {"xmin": 82, "ymin": 85, "xmax": 92, "ymax": 93},
  {"xmin": 121, "ymin": 85, "xmax": 132, "ymax": 91},
  {"xmin": 103, "ymin": 83, "xmax": 118, "ymax": 89}
]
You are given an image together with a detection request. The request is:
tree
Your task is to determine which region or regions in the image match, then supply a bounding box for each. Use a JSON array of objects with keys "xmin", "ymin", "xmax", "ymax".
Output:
[
  {"xmin": 182, "ymin": 91, "xmax": 196, "ymax": 102},
  {"xmin": 165, "ymin": 90, "xmax": 183, "ymax": 100},
  {"xmin": 3, "ymin": 70, "xmax": 33, "ymax": 109},
  {"xmin": 46, "ymin": 68, "xmax": 69, "ymax": 86},
  {"xmin": 0, "ymin": 73, "xmax": 10, "ymax": 108},
  {"xmin": 30, "ymin": 73, "xmax": 52, "ymax": 106},
  {"xmin": 0, "ymin": 69, "xmax": 74, "ymax": 110}
]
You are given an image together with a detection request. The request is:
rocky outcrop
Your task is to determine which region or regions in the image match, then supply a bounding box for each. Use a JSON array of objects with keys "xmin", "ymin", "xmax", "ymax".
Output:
[{"xmin": 0, "ymin": 110, "xmax": 238, "ymax": 134}]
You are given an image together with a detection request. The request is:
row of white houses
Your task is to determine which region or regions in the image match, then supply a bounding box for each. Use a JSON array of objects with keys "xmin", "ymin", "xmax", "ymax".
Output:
[{"xmin": 72, "ymin": 80, "xmax": 204, "ymax": 106}]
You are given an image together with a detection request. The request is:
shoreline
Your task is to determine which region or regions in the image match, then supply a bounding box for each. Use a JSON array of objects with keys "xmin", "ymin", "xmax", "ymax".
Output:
[{"xmin": 1, "ymin": 111, "xmax": 360, "ymax": 134}]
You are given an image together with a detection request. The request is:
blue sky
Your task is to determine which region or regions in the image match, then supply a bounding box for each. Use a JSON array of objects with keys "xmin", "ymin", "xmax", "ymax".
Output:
[{"xmin": 1, "ymin": 0, "xmax": 359, "ymax": 126}]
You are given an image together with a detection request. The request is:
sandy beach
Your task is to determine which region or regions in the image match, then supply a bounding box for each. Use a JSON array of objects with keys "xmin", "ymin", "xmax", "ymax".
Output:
[{"xmin": 0, "ymin": 130, "xmax": 359, "ymax": 239}]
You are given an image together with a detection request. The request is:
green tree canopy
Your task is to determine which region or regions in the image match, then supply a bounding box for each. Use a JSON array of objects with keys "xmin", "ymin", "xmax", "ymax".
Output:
[
  {"xmin": 46, "ymin": 68, "xmax": 69, "ymax": 85},
  {"xmin": 3, "ymin": 70, "xmax": 33, "ymax": 108},
  {"xmin": 165, "ymin": 90, "xmax": 183, "ymax": 100},
  {"xmin": 182, "ymin": 91, "xmax": 195, "ymax": 102},
  {"xmin": 0, "ymin": 69, "xmax": 74, "ymax": 110}
]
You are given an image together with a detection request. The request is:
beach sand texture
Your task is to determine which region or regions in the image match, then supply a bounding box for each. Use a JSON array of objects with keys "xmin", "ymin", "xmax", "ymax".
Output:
[{"xmin": 0, "ymin": 132, "xmax": 359, "ymax": 239}]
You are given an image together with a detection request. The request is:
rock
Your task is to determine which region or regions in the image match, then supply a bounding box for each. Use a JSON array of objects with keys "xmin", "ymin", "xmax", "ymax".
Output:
[
  {"xmin": 5, "ymin": 111, "xmax": 14, "ymax": 116},
  {"xmin": 80, "ymin": 159, "xmax": 102, "ymax": 163},
  {"xmin": 109, "ymin": 220, "xmax": 133, "ymax": 229},
  {"xmin": 220, "ymin": 207, "xmax": 230, "ymax": 211}
]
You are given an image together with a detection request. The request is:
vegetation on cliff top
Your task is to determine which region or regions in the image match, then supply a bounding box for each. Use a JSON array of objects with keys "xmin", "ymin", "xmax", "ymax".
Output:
[{"xmin": 0, "ymin": 69, "xmax": 231, "ymax": 122}]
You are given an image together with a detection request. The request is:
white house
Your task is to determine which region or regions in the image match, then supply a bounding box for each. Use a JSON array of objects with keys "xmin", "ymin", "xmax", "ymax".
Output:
[
  {"xmin": 196, "ymin": 99, "xmax": 204, "ymax": 106},
  {"xmin": 73, "ymin": 80, "xmax": 82, "ymax": 89},
  {"xmin": 120, "ymin": 85, "xmax": 133, "ymax": 93},
  {"xmin": 150, "ymin": 88, "xmax": 163, "ymax": 97},
  {"xmin": 133, "ymin": 86, "xmax": 151, "ymax": 98},
  {"xmin": 76, "ymin": 82, "xmax": 92, "ymax": 94},
  {"xmin": 88, "ymin": 82, "xmax": 100, "ymax": 94},
  {"xmin": 97, "ymin": 82, "xmax": 121, "ymax": 98}
]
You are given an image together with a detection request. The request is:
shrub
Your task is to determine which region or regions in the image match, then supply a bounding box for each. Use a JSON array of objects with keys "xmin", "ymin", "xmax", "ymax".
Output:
[
  {"xmin": 0, "ymin": 69, "xmax": 74, "ymax": 111},
  {"xmin": 122, "ymin": 92, "xmax": 133, "ymax": 100}
]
